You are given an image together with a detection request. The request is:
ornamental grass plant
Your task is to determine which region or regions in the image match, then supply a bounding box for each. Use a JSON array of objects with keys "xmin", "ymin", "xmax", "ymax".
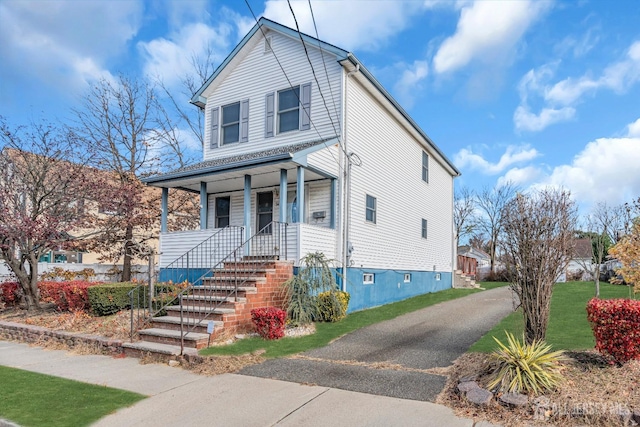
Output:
[{"xmin": 488, "ymin": 331, "xmax": 565, "ymax": 395}]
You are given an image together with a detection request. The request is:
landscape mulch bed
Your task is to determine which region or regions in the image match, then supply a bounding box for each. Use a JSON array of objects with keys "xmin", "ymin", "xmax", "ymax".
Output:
[{"xmin": 437, "ymin": 352, "xmax": 640, "ymax": 427}]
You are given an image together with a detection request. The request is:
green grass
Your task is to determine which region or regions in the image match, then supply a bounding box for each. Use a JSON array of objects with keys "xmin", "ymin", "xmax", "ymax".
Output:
[
  {"xmin": 201, "ymin": 287, "xmax": 485, "ymax": 358},
  {"xmin": 0, "ymin": 366, "xmax": 146, "ymax": 427},
  {"xmin": 469, "ymin": 281, "xmax": 635, "ymax": 352}
]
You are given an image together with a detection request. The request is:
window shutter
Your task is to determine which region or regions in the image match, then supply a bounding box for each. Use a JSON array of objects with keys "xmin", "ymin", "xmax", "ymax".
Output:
[
  {"xmin": 210, "ymin": 106, "xmax": 219, "ymax": 149},
  {"xmin": 240, "ymin": 99, "xmax": 249, "ymax": 143},
  {"xmin": 265, "ymin": 92, "xmax": 275, "ymax": 138},
  {"xmin": 300, "ymin": 82, "xmax": 311, "ymax": 130}
]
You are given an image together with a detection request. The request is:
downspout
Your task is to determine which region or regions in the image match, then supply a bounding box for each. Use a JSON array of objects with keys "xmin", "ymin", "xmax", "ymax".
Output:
[{"xmin": 341, "ymin": 63, "xmax": 360, "ymax": 292}]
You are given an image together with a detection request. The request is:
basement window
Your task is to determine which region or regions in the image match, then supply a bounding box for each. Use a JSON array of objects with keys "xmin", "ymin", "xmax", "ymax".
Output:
[
  {"xmin": 363, "ymin": 273, "xmax": 374, "ymax": 284},
  {"xmin": 404, "ymin": 273, "xmax": 411, "ymax": 283}
]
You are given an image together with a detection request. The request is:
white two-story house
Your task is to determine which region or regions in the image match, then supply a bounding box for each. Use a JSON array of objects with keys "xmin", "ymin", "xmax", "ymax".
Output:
[{"xmin": 144, "ymin": 18, "xmax": 460, "ymax": 312}]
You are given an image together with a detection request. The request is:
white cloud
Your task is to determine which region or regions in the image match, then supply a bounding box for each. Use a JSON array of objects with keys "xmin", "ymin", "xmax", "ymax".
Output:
[
  {"xmin": 515, "ymin": 40, "xmax": 640, "ymax": 132},
  {"xmin": 393, "ymin": 61, "xmax": 429, "ymax": 108},
  {"xmin": 454, "ymin": 145, "xmax": 539, "ymax": 175},
  {"xmin": 262, "ymin": 0, "xmax": 423, "ymax": 51},
  {"xmin": 513, "ymin": 105, "xmax": 576, "ymax": 132},
  {"xmin": 0, "ymin": 1, "xmax": 141, "ymax": 92},
  {"xmin": 541, "ymin": 136, "xmax": 640, "ymax": 205},
  {"xmin": 627, "ymin": 117, "xmax": 640, "ymax": 137},
  {"xmin": 497, "ymin": 166, "xmax": 542, "ymax": 188},
  {"xmin": 433, "ymin": 0, "xmax": 550, "ymax": 74},
  {"xmin": 139, "ymin": 22, "xmax": 234, "ymax": 90}
]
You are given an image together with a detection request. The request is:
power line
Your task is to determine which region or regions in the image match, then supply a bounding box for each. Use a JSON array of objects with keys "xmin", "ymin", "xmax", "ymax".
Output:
[
  {"xmin": 287, "ymin": 0, "xmax": 341, "ymax": 143},
  {"xmin": 243, "ymin": 0, "xmax": 344, "ymax": 173}
]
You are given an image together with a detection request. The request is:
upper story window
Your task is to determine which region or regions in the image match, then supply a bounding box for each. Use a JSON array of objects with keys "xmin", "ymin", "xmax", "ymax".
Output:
[
  {"xmin": 222, "ymin": 102, "xmax": 240, "ymax": 145},
  {"xmin": 422, "ymin": 151, "xmax": 429, "ymax": 183},
  {"xmin": 265, "ymin": 83, "xmax": 311, "ymax": 138},
  {"xmin": 366, "ymin": 194, "xmax": 376, "ymax": 224},
  {"xmin": 278, "ymin": 87, "xmax": 300, "ymax": 133},
  {"xmin": 422, "ymin": 218, "xmax": 428, "ymax": 239},
  {"xmin": 209, "ymin": 99, "xmax": 249, "ymax": 149}
]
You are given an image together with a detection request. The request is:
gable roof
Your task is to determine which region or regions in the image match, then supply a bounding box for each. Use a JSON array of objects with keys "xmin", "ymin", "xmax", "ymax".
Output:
[{"xmin": 191, "ymin": 17, "xmax": 460, "ymax": 177}]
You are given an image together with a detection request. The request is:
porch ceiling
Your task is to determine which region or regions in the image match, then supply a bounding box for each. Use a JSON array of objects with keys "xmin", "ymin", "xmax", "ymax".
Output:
[{"xmin": 150, "ymin": 161, "xmax": 328, "ymax": 194}]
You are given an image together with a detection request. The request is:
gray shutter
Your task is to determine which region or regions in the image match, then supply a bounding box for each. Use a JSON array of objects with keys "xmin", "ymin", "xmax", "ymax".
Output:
[
  {"xmin": 265, "ymin": 92, "xmax": 275, "ymax": 138},
  {"xmin": 300, "ymin": 82, "xmax": 311, "ymax": 130},
  {"xmin": 210, "ymin": 106, "xmax": 219, "ymax": 149},
  {"xmin": 240, "ymin": 99, "xmax": 249, "ymax": 143}
]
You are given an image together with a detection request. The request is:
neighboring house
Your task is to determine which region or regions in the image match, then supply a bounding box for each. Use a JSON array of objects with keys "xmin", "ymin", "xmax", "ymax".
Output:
[
  {"xmin": 457, "ymin": 245, "xmax": 491, "ymax": 280},
  {"xmin": 143, "ymin": 18, "xmax": 460, "ymax": 311},
  {"xmin": 457, "ymin": 246, "xmax": 490, "ymax": 269},
  {"xmin": 565, "ymin": 238, "xmax": 594, "ymax": 281}
]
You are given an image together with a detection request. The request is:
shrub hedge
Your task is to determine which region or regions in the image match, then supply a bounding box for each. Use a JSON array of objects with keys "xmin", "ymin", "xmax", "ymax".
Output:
[
  {"xmin": 251, "ymin": 307, "xmax": 286, "ymax": 340},
  {"xmin": 88, "ymin": 282, "xmax": 140, "ymax": 316},
  {"xmin": 587, "ymin": 298, "xmax": 640, "ymax": 364},
  {"xmin": 39, "ymin": 281, "xmax": 98, "ymax": 312},
  {"xmin": 316, "ymin": 290, "xmax": 350, "ymax": 322},
  {"xmin": 0, "ymin": 282, "xmax": 20, "ymax": 306}
]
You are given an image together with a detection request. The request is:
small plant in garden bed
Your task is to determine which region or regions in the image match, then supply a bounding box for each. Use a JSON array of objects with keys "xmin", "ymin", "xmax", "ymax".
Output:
[
  {"xmin": 587, "ymin": 297, "xmax": 640, "ymax": 364},
  {"xmin": 251, "ymin": 307, "xmax": 286, "ymax": 340},
  {"xmin": 487, "ymin": 332, "xmax": 565, "ymax": 395}
]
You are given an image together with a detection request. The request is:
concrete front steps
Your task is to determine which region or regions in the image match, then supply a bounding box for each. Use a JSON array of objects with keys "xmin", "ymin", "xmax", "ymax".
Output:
[
  {"xmin": 453, "ymin": 269, "xmax": 478, "ymax": 289},
  {"xmin": 123, "ymin": 258, "xmax": 292, "ymax": 358}
]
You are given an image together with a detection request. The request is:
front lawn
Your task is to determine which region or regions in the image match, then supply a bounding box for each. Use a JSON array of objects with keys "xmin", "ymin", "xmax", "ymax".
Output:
[
  {"xmin": 201, "ymin": 287, "xmax": 485, "ymax": 358},
  {"xmin": 0, "ymin": 366, "xmax": 145, "ymax": 427},
  {"xmin": 470, "ymin": 281, "xmax": 635, "ymax": 352}
]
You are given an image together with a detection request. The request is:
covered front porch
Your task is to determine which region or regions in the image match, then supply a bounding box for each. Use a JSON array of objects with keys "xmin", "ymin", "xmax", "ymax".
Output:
[{"xmin": 144, "ymin": 140, "xmax": 340, "ymax": 269}]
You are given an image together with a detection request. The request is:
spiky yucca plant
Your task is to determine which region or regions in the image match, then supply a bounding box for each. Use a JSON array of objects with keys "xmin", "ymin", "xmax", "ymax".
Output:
[{"xmin": 487, "ymin": 332, "xmax": 565, "ymax": 395}]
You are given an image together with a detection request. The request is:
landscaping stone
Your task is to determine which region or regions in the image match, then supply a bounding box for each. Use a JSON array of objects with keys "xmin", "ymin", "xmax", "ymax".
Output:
[
  {"xmin": 168, "ymin": 360, "xmax": 180, "ymax": 367},
  {"xmin": 633, "ymin": 410, "xmax": 640, "ymax": 425},
  {"xmin": 466, "ymin": 387, "xmax": 493, "ymax": 406},
  {"xmin": 457, "ymin": 380, "xmax": 480, "ymax": 394},
  {"xmin": 499, "ymin": 392, "xmax": 528, "ymax": 407}
]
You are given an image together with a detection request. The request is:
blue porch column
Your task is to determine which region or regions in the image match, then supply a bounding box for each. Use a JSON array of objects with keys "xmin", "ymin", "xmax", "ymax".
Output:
[
  {"xmin": 279, "ymin": 169, "xmax": 287, "ymax": 223},
  {"xmin": 244, "ymin": 174, "xmax": 252, "ymax": 255},
  {"xmin": 296, "ymin": 166, "xmax": 305, "ymax": 223},
  {"xmin": 160, "ymin": 187, "xmax": 168, "ymax": 233},
  {"xmin": 199, "ymin": 182, "xmax": 207, "ymax": 230}
]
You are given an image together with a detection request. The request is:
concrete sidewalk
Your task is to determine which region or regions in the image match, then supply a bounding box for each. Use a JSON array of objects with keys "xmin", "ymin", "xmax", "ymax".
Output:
[{"xmin": 0, "ymin": 341, "xmax": 497, "ymax": 427}]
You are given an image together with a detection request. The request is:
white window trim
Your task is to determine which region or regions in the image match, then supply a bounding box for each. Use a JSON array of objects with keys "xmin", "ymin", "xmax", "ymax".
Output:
[
  {"xmin": 277, "ymin": 86, "xmax": 300, "ymax": 134},
  {"xmin": 365, "ymin": 194, "xmax": 377, "ymax": 224},
  {"xmin": 221, "ymin": 102, "xmax": 240, "ymax": 145},
  {"xmin": 404, "ymin": 273, "xmax": 411, "ymax": 283},
  {"xmin": 363, "ymin": 273, "xmax": 375, "ymax": 284}
]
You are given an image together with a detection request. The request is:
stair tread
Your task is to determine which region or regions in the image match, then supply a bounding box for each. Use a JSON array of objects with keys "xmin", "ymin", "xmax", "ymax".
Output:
[
  {"xmin": 151, "ymin": 316, "xmax": 224, "ymax": 327},
  {"xmin": 195, "ymin": 285, "xmax": 257, "ymax": 292},
  {"xmin": 165, "ymin": 306, "xmax": 236, "ymax": 314},
  {"xmin": 138, "ymin": 328, "xmax": 210, "ymax": 340},
  {"xmin": 182, "ymin": 295, "xmax": 246, "ymax": 302},
  {"xmin": 122, "ymin": 341, "xmax": 198, "ymax": 356}
]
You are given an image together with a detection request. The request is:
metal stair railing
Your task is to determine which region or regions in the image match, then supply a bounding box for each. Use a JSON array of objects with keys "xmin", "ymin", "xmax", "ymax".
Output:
[
  {"xmin": 178, "ymin": 221, "xmax": 288, "ymax": 354},
  {"xmin": 128, "ymin": 226, "xmax": 244, "ymax": 340}
]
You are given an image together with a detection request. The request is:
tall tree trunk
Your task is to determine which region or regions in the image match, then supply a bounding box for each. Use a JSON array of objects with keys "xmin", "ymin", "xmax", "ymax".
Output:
[{"xmin": 122, "ymin": 225, "xmax": 134, "ymax": 282}]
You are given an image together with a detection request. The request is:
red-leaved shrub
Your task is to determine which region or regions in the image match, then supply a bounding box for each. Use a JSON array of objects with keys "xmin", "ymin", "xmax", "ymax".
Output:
[
  {"xmin": 1, "ymin": 282, "xmax": 20, "ymax": 306},
  {"xmin": 587, "ymin": 298, "xmax": 640, "ymax": 364},
  {"xmin": 251, "ymin": 307, "xmax": 286, "ymax": 340},
  {"xmin": 39, "ymin": 281, "xmax": 98, "ymax": 312}
]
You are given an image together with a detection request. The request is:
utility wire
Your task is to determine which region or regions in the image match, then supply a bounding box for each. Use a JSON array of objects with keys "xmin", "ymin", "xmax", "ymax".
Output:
[
  {"xmin": 243, "ymin": 0, "xmax": 344, "ymax": 173},
  {"xmin": 287, "ymin": 0, "xmax": 341, "ymax": 144}
]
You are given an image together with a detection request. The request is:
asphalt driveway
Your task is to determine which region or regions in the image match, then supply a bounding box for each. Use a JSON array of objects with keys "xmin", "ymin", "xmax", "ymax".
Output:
[{"xmin": 240, "ymin": 286, "xmax": 514, "ymax": 402}]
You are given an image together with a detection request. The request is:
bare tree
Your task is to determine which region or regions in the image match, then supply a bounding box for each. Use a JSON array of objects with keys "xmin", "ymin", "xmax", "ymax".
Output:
[
  {"xmin": 502, "ymin": 188, "xmax": 577, "ymax": 344},
  {"xmin": 454, "ymin": 186, "xmax": 477, "ymax": 251},
  {"xmin": 0, "ymin": 118, "xmax": 92, "ymax": 310},
  {"xmin": 476, "ymin": 182, "xmax": 517, "ymax": 273},
  {"xmin": 73, "ymin": 75, "xmax": 198, "ymax": 281},
  {"xmin": 576, "ymin": 202, "xmax": 625, "ymax": 296}
]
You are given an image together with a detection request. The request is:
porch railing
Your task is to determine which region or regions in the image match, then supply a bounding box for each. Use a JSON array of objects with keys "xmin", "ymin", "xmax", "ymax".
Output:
[
  {"xmin": 128, "ymin": 221, "xmax": 288, "ymax": 347},
  {"xmin": 128, "ymin": 226, "xmax": 244, "ymax": 340}
]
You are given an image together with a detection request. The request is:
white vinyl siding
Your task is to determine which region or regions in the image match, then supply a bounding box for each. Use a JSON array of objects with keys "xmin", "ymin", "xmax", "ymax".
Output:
[
  {"xmin": 202, "ymin": 31, "xmax": 342, "ymax": 160},
  {"xmin": 346, "ymin": 75, "xmax": 454, "ymax": 272}
]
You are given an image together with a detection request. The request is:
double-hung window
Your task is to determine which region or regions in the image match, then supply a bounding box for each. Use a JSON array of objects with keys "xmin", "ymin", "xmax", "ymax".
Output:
[
  {"xmin": 365, "ymin": 194, "xmax": 376, "ymax": 224},
  {"xmin": 215, "ymin": 196, "xmax": 230, "ymax": 228},
  {"xmin": 422, "ymin": 151, "xmax": 429, "ymax": 183},
  {"xmin": 278, "ymin": 87, "xmax": 300, "ymax": 133},
  {"xmin": 422, "ymin": 218, "xmax": 428, "ymax": 239},
  {"xmin": 222, "ymin": 102, "xmax": 240, "ymax": 145},
  {"xmin": 266, "ymin": 83, "xmax": 311, "ymax": 137}
]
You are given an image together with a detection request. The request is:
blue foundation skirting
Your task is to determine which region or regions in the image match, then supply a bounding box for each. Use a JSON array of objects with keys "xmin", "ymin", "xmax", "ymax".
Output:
[{"xmin": 158, "ymin": 268, "xmax": 210, "ymax": 286}]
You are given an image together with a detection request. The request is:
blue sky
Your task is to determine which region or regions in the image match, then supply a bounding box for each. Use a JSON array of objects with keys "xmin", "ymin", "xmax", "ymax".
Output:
[{"xmin": 1, "ymin": 0, "xmax": 639, "ymax": 211}]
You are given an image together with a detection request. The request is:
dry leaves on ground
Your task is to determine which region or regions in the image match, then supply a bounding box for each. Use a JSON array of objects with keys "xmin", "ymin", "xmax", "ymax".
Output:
[{"xmin": 437, "ymin": 352, "xmax": 640, "ymax": 427}]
